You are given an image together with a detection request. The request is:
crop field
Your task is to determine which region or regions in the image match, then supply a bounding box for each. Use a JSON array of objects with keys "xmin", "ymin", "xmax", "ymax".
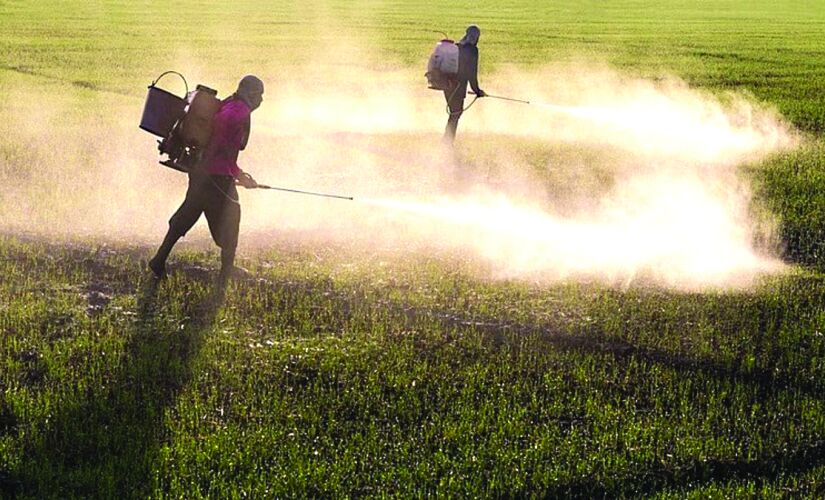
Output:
[{"xmin": 2, "ymin": 1, "xmax": 825, "ymax": 497}]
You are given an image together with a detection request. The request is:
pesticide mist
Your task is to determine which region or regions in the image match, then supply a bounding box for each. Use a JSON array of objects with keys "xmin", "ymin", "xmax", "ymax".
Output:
[
  {"xmin": 241, "ymin": 60, "xmax": 796, "ymax": 289},
  {"xmin": 0, "ymin": 49, "xmax": 797, "ymax": 289}
]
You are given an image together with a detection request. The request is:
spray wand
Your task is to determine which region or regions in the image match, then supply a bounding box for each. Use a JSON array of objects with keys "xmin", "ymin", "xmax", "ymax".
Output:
[
  {"xmin": 470, "ymin": 91, "xmax": 530, "ymax": 104},
  {"xmin": 252, "ymin": 184, "xmax": 354, "ymax": 201},
  {"xmin": 471, "ymin": 92, "xmax": 600, "ymax": 119}
]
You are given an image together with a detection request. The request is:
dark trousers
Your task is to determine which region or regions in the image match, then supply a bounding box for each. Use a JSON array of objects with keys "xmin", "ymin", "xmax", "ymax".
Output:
[
  {"xmin": 155, "ymin": 173, "xmax": 241, "ymax": 271},
  {"xmin": 443, "ymin": 85, "xmax": 465, "ymax": 144},
  {"xmin": 169, "ymin": 174, "xmax": 240, "ymax": 250}
]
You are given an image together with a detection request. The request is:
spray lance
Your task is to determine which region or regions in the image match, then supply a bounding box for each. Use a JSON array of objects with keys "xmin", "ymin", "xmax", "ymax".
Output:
[
  {"xmin": 470, "ymin": 90, "xmax": 608, "ymax": 122},
  {"xmin": 249, "ymin": 183, "xmax": 353, "ymax": 201},
  {"xmin": 469, "ymin": 91, "xmax": 530, "ymax": 104}
]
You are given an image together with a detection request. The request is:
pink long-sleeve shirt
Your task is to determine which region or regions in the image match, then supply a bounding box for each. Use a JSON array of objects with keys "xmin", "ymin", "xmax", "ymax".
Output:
[{"xmin": 203, "ymin": 98, "xmax": 251, "ymax": 177}]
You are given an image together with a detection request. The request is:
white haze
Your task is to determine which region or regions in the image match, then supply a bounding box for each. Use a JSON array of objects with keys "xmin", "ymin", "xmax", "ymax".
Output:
[{"xmin": 0, "ymin": 45, "xmax": 798, "ymax": 289}]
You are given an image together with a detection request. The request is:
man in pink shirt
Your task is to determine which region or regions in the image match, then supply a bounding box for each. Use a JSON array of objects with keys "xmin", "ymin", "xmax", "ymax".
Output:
[{"xmin": 149, "ymin": 75, "xmax": 263, "ymax": 282}]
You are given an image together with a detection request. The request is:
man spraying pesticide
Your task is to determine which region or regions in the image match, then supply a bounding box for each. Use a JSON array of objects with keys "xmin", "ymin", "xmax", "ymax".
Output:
[
  {"xmin": 426, "ymin": 28, "xmax": 576, "ymax": 142},
  {"xmin": 139, "ymin": 73, "xmax": 354, "ymax": 282},
  {"xmin": 147, "ymin": 75, "xmax": 264, "ymax": 282},
  {"xmin": 426, "ymin": 25, "xmax": 487, "ymax": 144}
]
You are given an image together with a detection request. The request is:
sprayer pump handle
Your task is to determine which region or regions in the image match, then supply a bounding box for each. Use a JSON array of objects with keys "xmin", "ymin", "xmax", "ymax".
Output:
[{"xmin": 150, "ymin": 71, "xmax": 189, "ymax": 96}]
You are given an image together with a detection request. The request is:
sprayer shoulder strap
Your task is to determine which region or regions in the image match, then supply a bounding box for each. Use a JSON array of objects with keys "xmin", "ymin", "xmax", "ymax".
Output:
[{"xmin": 184, "ymin": 149, "xmax": 204, "ymax": 173}]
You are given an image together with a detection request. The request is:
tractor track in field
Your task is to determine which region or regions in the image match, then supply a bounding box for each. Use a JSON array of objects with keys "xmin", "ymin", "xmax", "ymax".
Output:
[
  {"xmin": 0, "ymin": 64, "xmax": 136, "ymax": 98},
  {"xmin": 382, "ymin": 300, "xmax": 825, "ymax": 401}
]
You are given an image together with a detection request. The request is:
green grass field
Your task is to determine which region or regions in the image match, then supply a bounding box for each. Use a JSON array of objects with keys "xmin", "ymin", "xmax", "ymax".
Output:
[{"xmin": 2, "ymin": 1, "xmax": 825, "ymax": 497}]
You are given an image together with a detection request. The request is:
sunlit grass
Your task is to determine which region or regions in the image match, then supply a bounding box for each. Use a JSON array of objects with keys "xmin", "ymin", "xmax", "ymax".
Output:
[
  {"xmin": 1, "ymin": 235, "xmax": 824, "ymax": 497},
  {"xmin": 2, "ymin": 0, "xmax": 825, "ymax": 497}
]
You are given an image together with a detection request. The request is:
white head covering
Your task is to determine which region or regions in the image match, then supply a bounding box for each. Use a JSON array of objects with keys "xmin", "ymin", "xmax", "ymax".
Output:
[{"xmin": 458, "ymin": 25, "xmax": 480, "ymax": 46}]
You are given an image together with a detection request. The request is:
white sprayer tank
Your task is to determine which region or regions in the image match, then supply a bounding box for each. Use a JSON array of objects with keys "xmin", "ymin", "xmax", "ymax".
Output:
[{"xmin": 426, "ymin": 39, "xmax": 459, "ymax": 90}]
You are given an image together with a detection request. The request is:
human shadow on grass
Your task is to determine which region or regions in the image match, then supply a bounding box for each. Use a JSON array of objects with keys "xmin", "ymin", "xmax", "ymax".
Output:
[{"xmin": 12, "ymin": 275, "xmax": 226, "ymax": 498}]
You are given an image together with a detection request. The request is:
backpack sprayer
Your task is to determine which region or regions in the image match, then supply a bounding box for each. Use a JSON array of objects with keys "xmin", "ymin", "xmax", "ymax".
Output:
[
  {"xmin": 425, "ymin": 32, "xmax": 459, "ymax": 92},
  {"xmin": 139, "ymin": 71, "xmax": 353, "ymax": 200},
  {"xmin": 139, "ymin": 71, "xmax": 220, "ymax": 172},
  {"xmin": 424, "ymin": 32, "xmax": 480, "ymax": 115}
]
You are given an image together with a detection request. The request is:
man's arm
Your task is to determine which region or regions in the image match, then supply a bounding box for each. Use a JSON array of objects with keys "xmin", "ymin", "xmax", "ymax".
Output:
[
  {"xmin": 225, "ymin": 103, "xmax": 255, "ymax": 185},
  {"xmin": 467, "ymin": 48, "xmax": 485, "ymax": 97}
]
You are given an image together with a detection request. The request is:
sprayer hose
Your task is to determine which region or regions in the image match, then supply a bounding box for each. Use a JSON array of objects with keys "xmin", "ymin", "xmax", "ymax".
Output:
[{"xmin": 445, "ymin": 83, "xmax": 480, "ymax": 116}]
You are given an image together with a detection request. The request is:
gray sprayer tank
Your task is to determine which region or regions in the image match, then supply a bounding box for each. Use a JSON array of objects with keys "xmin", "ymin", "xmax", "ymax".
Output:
[{"xmin": 139, "ymin": 71, "xmax": 188, "ymax": 138}]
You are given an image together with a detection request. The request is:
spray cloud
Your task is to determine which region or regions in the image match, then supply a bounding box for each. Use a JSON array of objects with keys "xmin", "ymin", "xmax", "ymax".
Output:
[{"xmin": 0, "ymin": 39, "xmax": 797, "ymax": 289}]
